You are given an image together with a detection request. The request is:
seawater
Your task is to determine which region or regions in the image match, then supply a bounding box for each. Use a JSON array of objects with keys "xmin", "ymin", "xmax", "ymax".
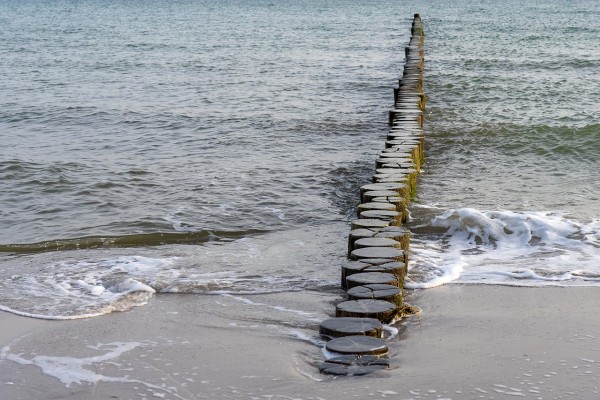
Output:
[
  {"xmin": 408, "ymin": 0, "xmax": 600, "ymax": 288},
  {"xmin": 0, "ymin": 0, "xmax": 599, "ymax": 319}
]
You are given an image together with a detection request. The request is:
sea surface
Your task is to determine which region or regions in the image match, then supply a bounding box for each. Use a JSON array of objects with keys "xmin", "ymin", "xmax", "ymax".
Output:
[{"xmin": 0, "ymin": 0, "xmax": 599, "ymax": 319}]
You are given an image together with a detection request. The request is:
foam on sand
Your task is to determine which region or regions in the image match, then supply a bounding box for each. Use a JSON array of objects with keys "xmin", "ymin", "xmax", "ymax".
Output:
[{"xmin": 1, "ymin": 339, "xmax": 188, "ymax": 399}]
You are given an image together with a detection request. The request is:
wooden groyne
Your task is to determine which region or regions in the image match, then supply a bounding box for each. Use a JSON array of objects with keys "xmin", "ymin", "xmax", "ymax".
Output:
[{"xmin": 318, "ymin": 14, "xmax": 425, "ymax": 376}]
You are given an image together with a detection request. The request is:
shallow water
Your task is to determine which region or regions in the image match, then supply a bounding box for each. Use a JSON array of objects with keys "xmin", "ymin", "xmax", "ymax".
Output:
[
  {"xmin": 408, "ymin": 0, "xmax": 600, "ymax": 287},
  {"xmin": 0, "ymin": 0, "xmax": 599, "ymax": 318}
]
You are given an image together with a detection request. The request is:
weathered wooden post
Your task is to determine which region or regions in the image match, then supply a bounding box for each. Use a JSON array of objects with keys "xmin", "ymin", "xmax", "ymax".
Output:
[{"xmin": 318, "ymin": 13, "xmax": 425, "ymax": 376}]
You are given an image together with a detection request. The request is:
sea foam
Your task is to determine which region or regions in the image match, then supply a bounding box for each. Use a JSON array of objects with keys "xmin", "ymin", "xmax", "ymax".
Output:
[
  {"xmin": 407, "ymin": 207, "xmax": 600, "ymax": 288},
  {"xmin": 0, "ymin": 227, "xmax": 342, "ymax": 320}
]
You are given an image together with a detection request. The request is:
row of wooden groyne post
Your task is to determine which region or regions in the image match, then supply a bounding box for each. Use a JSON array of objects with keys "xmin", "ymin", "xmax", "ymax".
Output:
[{"xmin": 318, "ymin": 14, "xmax": 425, "ymax": 376}]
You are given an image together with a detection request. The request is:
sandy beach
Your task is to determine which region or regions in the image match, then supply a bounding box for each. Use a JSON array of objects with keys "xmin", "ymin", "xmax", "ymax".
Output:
[{"xmin": 2, "ymin": 285, "xmax": 599, "ymax": 400}]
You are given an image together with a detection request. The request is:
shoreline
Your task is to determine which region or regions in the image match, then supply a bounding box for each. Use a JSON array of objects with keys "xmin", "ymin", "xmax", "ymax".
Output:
[{"xmin": 2, "ymin": 285, "xmax": 600, "ymax": 399}]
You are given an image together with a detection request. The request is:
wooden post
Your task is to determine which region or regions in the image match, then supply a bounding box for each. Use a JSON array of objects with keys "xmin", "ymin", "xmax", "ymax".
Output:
[{"xmin": 320, "ymin": 13, "xmax": 425, "ymax": 377}]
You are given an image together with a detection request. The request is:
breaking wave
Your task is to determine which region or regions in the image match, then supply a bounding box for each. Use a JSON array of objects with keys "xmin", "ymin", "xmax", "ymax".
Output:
[{"xmin": 407, "ymin": 207, "xmax": 600, "ymax": 288}]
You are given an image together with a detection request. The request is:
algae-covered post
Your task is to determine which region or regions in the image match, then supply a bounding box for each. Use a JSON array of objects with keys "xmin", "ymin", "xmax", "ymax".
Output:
[{"xmin": 317, "ymin": 13, "xmax": 426, "ymax": 376}]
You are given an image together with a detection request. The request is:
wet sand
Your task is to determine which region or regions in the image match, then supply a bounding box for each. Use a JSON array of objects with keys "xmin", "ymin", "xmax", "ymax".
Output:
[{"xmin": 2, "ymin": 285, "xmax": 600, "ymax": 400}]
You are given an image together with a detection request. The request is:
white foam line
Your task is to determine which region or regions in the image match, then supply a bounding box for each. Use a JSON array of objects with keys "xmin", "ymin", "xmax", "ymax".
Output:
[
  {"xmin": 486, "ymin": 269, "xmax": 574, "ymax": 281},
  {"xmin": 291, "ymin": 352, "xmax": 325, "ymax": 383},
  {"xmin": 405, "ymin": 263, "xmax": 464, "ymax": 289},
  {"xmin": 284, "ymin": 328, "xmax": 325, "ymax": 347},
  {"xmin": 442, "ymin": 279, "xmax": 600, "ymax": 288},
  {"xmin": 208, "ymin": 288, "xmax": 303, "ymax": 296},
  {"xmin": 0, "ymin": 304, "xmax": 108, "ymax": 320},
  {"xmin": 383, "ymin": 324, "xmax": 399, "ymax": 339},
  {"xmin": 219, "ymin": 294, "xmax": 316, "ymax": 319}
]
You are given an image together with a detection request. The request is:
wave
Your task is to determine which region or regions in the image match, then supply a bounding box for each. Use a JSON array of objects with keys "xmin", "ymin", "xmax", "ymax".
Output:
[
  {"xmin": 0, "ymin": 229, "xmax": 267, "ymax": 253},
  {"xmin": 430, "ymin": 123, "xmax": 600, "ymax": 153},
  {"xmin": 407, "ymin": 207, "xmax": 600, "ymax": 288},
  {"xmin": 0, "ymin": 225, "xmax": 343, "ymax": 320},
  {"xmin": 0, "ymin": 254, "xmax": 327, "ymax": 321}
]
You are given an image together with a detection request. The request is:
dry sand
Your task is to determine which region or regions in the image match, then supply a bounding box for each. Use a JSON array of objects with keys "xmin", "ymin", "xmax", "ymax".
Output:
[{"xmin": 1, "ymin": 285, "xmax": 600, "ymax": 400}]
